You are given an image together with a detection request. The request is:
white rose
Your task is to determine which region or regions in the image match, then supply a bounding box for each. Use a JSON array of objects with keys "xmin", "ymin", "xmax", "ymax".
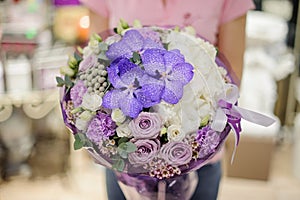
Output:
[
  {"xmin": 88, "ymin": 39, "xmax": 100, "ymax": 54},
  {"xmin": 111, "ymin": 109, "xmax": 126, "ymax": 123},
  {"xmin": 81, "ymin": 93, "xmax": 102, "ymax": 111},
  {"xmin": 116, "ymin": 121, "xmax": 132, "ymax": 138},
  {"xmin": 82, "ymin": 46, "xmax": 94, "ymax": 59},
  {"xmin": 75, "ymin": 118, "xmax": 89, "ymax": 131},
  {"xmin": 79, "ymin": 110, "xmax": 94, "ymax": 121},
  {"xmin": 151, "ymin": 102, "xmax": 178, "ymax": 125},
  {"xmin": 167, "ymin": 125, "xmax": 185, "ymax": 142}
]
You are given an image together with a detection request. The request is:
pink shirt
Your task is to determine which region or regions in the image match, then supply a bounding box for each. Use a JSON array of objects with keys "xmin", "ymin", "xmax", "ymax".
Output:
[{"xmin": 80, "ymin": 0, "xmax": 255, "ymax": 44}]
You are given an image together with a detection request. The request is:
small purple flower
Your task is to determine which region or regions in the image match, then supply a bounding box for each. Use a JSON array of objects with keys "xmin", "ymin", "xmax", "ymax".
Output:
[
  {"xmin": 70, "ymin": 80, "xmax": 87, "ymax": 107},
  {"xmin": 79, "ymin": 54, "xmax": 98, "ymax": 71},
  {"xmin": 196, "ymin": 126, "xmax": 220, "ymax": 158},
  {"xmin": 160, "ymin": 142, "xmax": 192, "ymax": 166},
  {"xmin": 129, "ymin": 112, "xmax": 162, "ymax": 139},
  {"xmin": 86, "ymin": 112, "xmax": 116, "ymax": 143},
  {"xmin": 141, "ymin": 49, "xmax": 194, "ymax": 104},
  {"xmin": 128, "ymin": 139, "xmax": 160, "ymax": 166},
  {"xmin": 106, "ymin": 29, "xmax": 164, "ymax": 61},
  {"xmin": 102, "ymin": 58, "xmax": 164, "ymax": 118},
  {"xmin": 137, "ymin": 28, "xmax": 161, "ymax": 44}
]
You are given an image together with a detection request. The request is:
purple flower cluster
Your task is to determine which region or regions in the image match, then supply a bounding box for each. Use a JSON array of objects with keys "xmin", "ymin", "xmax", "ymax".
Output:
[
  {"xmin": 70, "ymin": 80, "xmax": 87, "ymax": 107},
  {"xmin": 102, "ymin": 29, "xmax": 194, "ymax": 118},
  {"xmin": 196, "ymin": 126, "xmax": 220, "ymax": 158},
  {"xmin": 86, "ymin": 112, "xmax": 116, "ymax": 143}
]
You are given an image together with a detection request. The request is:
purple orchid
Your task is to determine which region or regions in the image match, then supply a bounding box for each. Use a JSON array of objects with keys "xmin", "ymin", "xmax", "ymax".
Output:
[
  {"xmin": 102, "ymin": 58, "xmax": 164, "ymax": 118},
  {"xmin": 106, "ymin": 29, "xmax": 164, "ymax": 61},
  {"xmin": 141, "ymin": 49, "xmax": 194, "ymax": 104}
]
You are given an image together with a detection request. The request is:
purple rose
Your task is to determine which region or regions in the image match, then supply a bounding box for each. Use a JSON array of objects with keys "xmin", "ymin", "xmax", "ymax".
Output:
[
  {"xmin": 160, "ymin": 142, "xmax": 192, "ymax": 166},
  {"xmin": 128, "ymin": 139, "xmax": 160, "ymax": 166},
  {"xmin": 196, "ymin": 126, "xmax": 220, "ymax": 158},
  {"xmin": 128, "ymin": 112, "xmax": 162, "ymax": 139},
  {"xmin": 86, "ymin": 112, "xmax": 116, "ymax": 143},
  {"xmin": 79, "ymin": 54, "xmax": 97, "ymax": 71},
  {"xmin": 70, "ymin": 80, "xmax": 87, "ymax": 107}
]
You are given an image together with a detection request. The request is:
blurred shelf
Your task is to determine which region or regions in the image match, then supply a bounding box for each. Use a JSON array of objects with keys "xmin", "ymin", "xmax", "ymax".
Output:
[{"xmin": 0, "ymin": 89, "xmax": 60, "ymax": 121}]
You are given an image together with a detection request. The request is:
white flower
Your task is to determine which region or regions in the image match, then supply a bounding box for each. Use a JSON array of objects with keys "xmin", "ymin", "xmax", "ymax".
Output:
[
  {"xmin": 167, "ymin": 125, "xmax": 185, "ymax": 142},
  {"xmin": 79, "ymin": 110, "xmax": 94, "ymax": 121},
  {"xmin": 75, "ymin": 111, "xmax": 94, "ymax": 131},
  {"xmin": 111, "ymin": 109, "xmax": 126, "ymax": 123},
  {"xmin": 88, "ymin": 39, "xmax": 100, "ymax": 54},
  {"xmin": 75, "ymin": 118, "xmax": 89, "ymax": 131},
  {"xmin": 151, "ymin": 102, "xmax": 179, "ymax": 125},
  {"xmin": 182, "ymin": 26, "xmax": 196, "ymax": 36},
  {"xmin": 81, "ymin": 93, "xmax": 102, "ymax": 111},
  {"xmin": 82, "ymin": 46, "xmax": 94, "ymax": 59},
  {"xmin": 105, "ymin": 34, "xmax": 122, "ymax": 45},
  {"xmin": 116, "ymin": 121, "xmax": 132, "ymax": 138}
]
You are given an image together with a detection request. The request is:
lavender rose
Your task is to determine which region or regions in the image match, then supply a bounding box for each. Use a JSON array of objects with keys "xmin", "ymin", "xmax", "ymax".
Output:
[
  {"xmin": 128, "ymin": 139, "xmax": 160, "ymax": 166},
  {"xmin": 160, "ymin": 142, "xmax": 192, "ymax": 166},
  {"xmin": 86, "ymin": 112, "xmax": 116, "ymax": 143},
  {"xmin": 70, "ymin": 80, "xmax": 87, "ymax": 107},
  {"xmin": 79, "ymin": 53, "xmax": 97, "ymax": 71},
  {"xmin": 128, "ymin": 112, "xmax": 162, "ymax": 139},
  {"xmin": 196, "ymin": 125, "xmax": 220, "ymax": 158}
]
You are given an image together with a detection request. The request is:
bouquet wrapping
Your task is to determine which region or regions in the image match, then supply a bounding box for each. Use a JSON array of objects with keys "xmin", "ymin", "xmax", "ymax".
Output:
[{"xmin": 58, "ymin": 22, "xmax": 275, "ymax": 200}]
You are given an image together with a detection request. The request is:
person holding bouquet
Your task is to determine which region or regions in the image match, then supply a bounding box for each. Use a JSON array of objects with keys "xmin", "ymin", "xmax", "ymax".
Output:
[{"xmin": 78, "ymin": 0, "xmax": 255, "ymax": 199}]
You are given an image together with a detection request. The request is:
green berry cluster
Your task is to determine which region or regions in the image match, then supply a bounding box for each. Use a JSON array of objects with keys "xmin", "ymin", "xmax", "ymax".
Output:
[{"xmin": 79, "ymin": 64, "xmax": 108, "ymax": 97}]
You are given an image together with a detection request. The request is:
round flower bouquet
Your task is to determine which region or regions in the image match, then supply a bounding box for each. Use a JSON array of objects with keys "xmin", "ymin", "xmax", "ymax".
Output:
[{"xmin": 57, "ymin": 21, "xmax": 275, "ymax": 200}]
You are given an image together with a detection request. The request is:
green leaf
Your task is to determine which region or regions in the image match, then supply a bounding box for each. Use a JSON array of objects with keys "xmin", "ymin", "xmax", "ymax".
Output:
[
  {"xmin": 98, "ymin": 42, "xmax": 108, "ymax": 51},
  {"xmin": 163, "ymin": 42, "xmax": 170, "ymax": 50},
  {"xmin": 74, "ymin": 50, "xmax": 83, "ymax": 61},
  {"xmin": 117, "ymin": 149, "xmax": 128, "ymax": 159},
  {"xmin": 118, "ymin": 142, "xmax": 128, "ymax": 151},
  {"xmin": 112, "ymin": 159, "xmax": 125, "ymax": 172},
  {"xmin": 56, "ymin": 76, "xmax": 65, "ymax": 87},
  {"xmin": 132, "ymin": 52, "xmax": 141, "ymax": 64},
  {"xmin": 118, "ymin": 137, "xmax": 129, "ymax": 145},
  {"xmin": 117, "ymin": 142, "xmax": 136, "ymax": 158},
  {"xmin": 73, "ymin": 134, "xmax": 84, "ymax": 150},
  {"xmin": 125, "ymin": 142, "xmax": 137, "ymax": 153},
  {"xmin": 64, "ymin": 75, "xmax": 74, "ymax": 87},
  {"xmin": 98, "ymin": 52, "xmax": 109, "ymax": 60}
]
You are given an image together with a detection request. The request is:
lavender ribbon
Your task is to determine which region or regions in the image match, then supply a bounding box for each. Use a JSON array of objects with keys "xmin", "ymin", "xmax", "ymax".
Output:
[{"xmin": 211, "ymin": 84, "xmax": 276, "ymax": 163}]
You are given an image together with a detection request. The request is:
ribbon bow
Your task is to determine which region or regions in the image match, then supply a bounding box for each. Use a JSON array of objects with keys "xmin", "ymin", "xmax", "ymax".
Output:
[{"xmin": 211, "ymin": 84, "xmax": 276, "ymax": 163}]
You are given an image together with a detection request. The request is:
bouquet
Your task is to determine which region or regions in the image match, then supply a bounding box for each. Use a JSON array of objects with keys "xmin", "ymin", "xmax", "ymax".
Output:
[{"xmin": 57, "ymin": 21, "xmax": 275, "ymax": 199}]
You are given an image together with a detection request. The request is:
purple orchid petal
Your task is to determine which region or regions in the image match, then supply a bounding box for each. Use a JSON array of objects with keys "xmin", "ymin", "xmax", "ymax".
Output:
[
  {"xmin": 163, "ymin": 50, "xmax": 185, "ymax": 70},
  {"xmin": 120, "ymin": 66, "xmax": 145, "ymax": 86},
  {"xmin": 143, "ymin": 38, "xmax": 164, "ymax": 50},
  {"xmin": 142, "ymin": 49, "xmax": 166, "ymax": 76},
  {"xmin": 107, "ymin": 58, "xmax": 134, "ymax": 88},
  {"xmin": 162, "ymin": 80, "xmax": 184, "ymax": 104},
  {"xmin": 106, "ymin": 30, "xmax": 144, "ymax": 60},
  {"xmin": 108, "ymin": 58, "xmax": 146, "ymax": 88},
  {"xmin": 119, "ymin": 93, "xmax": 143, "ymax": 118},
  {"xmin": 169, "ymin": 63, "xmax": 194, "ymax": 84},
  {"xmin": 135, "ymin": 76, "xmax": 164, "ymax": 107},
  {"xmin": 102, "ymin": 89, "xmax": 125, "ymax": 109},
  {"xmin": 106, "ymin": 30, "xmax": 143, "ymax": 60},
  {"xmin": 106, "ymin": 30, "xmax": 164, "ymax": 61}
]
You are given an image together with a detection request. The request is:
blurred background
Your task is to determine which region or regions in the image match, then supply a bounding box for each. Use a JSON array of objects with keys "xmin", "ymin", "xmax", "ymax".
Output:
[{"xmin": 0, "ymin": 0, "xmax": 299, "ymax": 199}]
